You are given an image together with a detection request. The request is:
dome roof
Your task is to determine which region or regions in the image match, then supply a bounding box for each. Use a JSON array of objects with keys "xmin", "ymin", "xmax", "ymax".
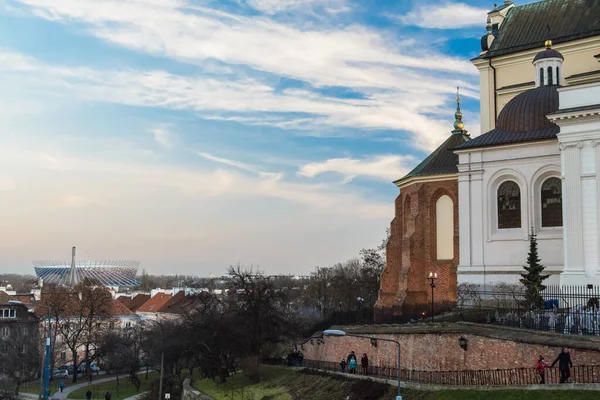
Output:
[
  {"xmin": 533, "ymin": 47, "xmax": 564, "ymax": 62},
  {"xmin": 496, "ymin": 86, "xmax": 559, "ymax": 132}
]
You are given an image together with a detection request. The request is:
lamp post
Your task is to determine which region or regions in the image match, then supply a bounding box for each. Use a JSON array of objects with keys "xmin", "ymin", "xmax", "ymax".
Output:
[
  {"xmin": 428, "ymin": 272, "xmax": 438, "ymax": 323},
  {"xmin": 11, "ymin": 300, "xmax": 51, "ymax": 400},
  {"xmin": 142, "ymin": 319, "xmax": 165, "ymax": 400},
  {"xmin": 323, "ymin": 329, "xmax": 402, "ymax": 400}
]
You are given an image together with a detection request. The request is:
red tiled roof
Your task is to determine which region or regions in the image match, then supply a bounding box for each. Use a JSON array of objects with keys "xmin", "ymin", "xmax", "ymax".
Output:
[
  {"xmin": 109, "ymin": 299, "xmax": 135, "ymax": 316},
  {"xmin": 14, "ymin": 294, "xmax": 35, "ymax": 305},
  {"xmin": 136, "ymin": 293, "xmax": 172, "ymax": 313},
  {"xmin": 125, "ymin": 294, "xmax": 151, "ymax": 312},
  {"xmin": 0, "ymin": 291, "xmax": 16, "ymax": 304},
  {"xmin": 116, "ymin": 296, "xmax": 131, "ymax": 304},
  {"xmin": 158, "ymin": 291, "xmax": 187, "ymax": 314}
]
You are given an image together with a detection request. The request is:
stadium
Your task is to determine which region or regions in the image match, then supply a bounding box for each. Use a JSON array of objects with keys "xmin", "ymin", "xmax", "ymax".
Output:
[{"xmin": 33, "ymin": 260, "xmax": 140, "ymax": 287}]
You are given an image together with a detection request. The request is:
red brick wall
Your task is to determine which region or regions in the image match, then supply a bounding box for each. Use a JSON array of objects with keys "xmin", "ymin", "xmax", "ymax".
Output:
[
  {"xmin": 376, "ymin": 178, "xmax": 459, "ymax": 312},
  {"xmin": 302, "ymin": 332, "xmax": 600, "ymax": 371}
]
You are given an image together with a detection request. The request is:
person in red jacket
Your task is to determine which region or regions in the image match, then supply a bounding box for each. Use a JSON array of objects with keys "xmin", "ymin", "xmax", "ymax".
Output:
[{"xmin": 536, "ymin": 355, "xmax": 549, "ymax": 384}]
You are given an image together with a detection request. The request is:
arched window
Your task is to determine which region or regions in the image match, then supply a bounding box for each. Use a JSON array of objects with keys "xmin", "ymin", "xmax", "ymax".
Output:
[
  {"xmin": 497, "ymin": 181, "xmax": 521, "ymax": 229},
  {"xmin": 556, "ymin": 67, "xmax": 560, "ymax": 85},
  {"xmin": 403, "ymin": 196, "xmax": 411, "ymax": 234},
  {"xmin": 547, "ymin": 66, "xmax": 553, "ymax": 86},
  {"xmin": 541, "ymin": 177, "xmax": 563, "ymax": 227},
  {"xmin": 540, "ymin": 68, "xmax": 544, "ymax": 86},
  {"xmin": 436, "ymin": 195, "xmax": 454, "ymax": 260}
]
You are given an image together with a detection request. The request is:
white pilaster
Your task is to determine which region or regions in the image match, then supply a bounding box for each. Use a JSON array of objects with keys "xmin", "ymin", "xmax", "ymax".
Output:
[{"xmin": 560, "ymin": 142, "xmax": 584, "ymax": 272}]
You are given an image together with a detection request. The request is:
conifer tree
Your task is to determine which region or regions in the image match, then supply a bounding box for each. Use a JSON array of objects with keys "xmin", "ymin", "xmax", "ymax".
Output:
[{"xmin": 520, "ymin": 230, "xmax": 549, "ymax": 309}]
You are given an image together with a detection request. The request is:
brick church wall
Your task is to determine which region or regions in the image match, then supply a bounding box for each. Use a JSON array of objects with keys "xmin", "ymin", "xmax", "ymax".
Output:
[{"xmin": 376, "ymin": 178, "xmax": 459, "ymax": 313}]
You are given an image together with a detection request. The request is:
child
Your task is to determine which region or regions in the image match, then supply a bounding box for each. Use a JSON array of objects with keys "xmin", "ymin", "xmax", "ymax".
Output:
[
  {"xmin": 349, "ymin": 356, "xmax": 357, "ymax": 374},
  {"xmin": 536, "ymin": 355, "xmax": 549, "ymax": 384},
  {"xmin": 340, "ymin": 359, "xmax": 347, "ymax": 373},
  {"xmin": 59, "ymin": 381, "xmax": 65, "ymax": 393}
]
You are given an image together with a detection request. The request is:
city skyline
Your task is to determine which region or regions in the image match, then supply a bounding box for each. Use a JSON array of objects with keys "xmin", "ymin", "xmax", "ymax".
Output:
[{"xmin": 0, "ymin": 0, "xmax": 533, "ymax": 275}]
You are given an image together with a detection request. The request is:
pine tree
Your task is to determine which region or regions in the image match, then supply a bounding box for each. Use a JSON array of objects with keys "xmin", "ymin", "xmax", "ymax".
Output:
[{"xmin": 519, "ymin": 230, "xmax": 549, "ymax": 310}]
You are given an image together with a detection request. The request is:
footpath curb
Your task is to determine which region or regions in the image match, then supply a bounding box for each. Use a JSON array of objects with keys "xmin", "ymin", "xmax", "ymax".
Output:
[{"xmin": 302, "ymin": 367, "xmax": 600, "ymax": 391}]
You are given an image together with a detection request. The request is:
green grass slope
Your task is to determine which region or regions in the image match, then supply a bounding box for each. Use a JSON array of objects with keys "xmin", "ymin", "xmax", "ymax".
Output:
[{"xmin": 195, "ymin": 366, "xmax": 600, "ymax": 400}]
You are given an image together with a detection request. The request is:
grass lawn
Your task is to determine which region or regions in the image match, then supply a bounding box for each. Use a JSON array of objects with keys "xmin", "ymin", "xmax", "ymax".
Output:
[
  {"xmin": 194, "ymin": 367, "xmax": 294, "ymax": 400},
  {"xmin": 67, "ymin": 372, "xmax": 158, "ymax": 400},
  {"xmin": 427, "ymin": 390, "xmax": 600, "ymax": 400},
  {"xmin": 20, "ymin": 377, "xmax": 84, "ymax": 395}
]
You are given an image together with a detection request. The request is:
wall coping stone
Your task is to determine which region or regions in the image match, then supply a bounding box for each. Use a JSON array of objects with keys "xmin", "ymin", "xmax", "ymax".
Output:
[
  {"xmin": 312, "ymin": 322, "xmax": 600, "ymax": 351},
  {"xmin": 305, "ymin": 368, "xmax": 600, "ymax": 391}
]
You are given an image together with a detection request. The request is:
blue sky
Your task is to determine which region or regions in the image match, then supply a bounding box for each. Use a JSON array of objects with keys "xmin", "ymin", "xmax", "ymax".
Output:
[{"xmin": 0, "ymin": 0, "xmax": 533, "ymax": 275}]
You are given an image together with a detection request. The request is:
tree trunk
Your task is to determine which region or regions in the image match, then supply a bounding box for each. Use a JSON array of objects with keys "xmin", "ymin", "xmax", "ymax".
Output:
[{"xmin": 72, "ymin": 351, "xmax": 78, "ymax": 383}]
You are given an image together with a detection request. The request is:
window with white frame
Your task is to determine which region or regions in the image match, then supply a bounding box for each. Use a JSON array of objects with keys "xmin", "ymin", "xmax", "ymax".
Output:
[
  {"xmin": 497, "ymin": 181, "xmax": 522, "ymax": 229},
  {"xmin": 541, "ymin": 177, "xmax": 563, "ymax": 227}
]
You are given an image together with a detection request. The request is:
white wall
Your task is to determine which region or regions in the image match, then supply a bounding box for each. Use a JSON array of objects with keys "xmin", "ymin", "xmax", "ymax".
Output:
[
  {"xmin": 553, "ymin": 82, "xmax": 600, "ymax": 285},
  {"xmin": 456, "ymin": 141, "xmax": 564, "ymax": 287}
]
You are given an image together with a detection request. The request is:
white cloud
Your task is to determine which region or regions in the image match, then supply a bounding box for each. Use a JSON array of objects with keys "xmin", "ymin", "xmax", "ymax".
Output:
[
  {"xmin": 151, "ymin": 128, "xmax": 174, "ymax": 148},
  {"xmin": 395, "ymin": 2, "xmax": 488, "ymax": 29},
  {"xmin": 245, "ymin": 0, "xmax": 345, "ymax": 14},
  {"xmin": 0, "ymin": 48, "xmax": 477, "ymax": 151},
  {"xmin": 298, "ymin": 155, "xmax": 417, "ymax": 182}
]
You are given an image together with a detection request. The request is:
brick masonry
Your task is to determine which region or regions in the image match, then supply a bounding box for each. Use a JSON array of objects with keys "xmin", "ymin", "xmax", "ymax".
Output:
[
  {"xmin": 376, "ymin": 178, "xmax": 459, "ymax": 312},
  {"xmin": 302, "ymin": 331, "xmax": 600, "ymax": 371}
]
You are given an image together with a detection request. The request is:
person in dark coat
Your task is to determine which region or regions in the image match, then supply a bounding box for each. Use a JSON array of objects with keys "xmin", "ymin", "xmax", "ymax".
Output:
[
  {"xmin": 551, "ymin": 347, "xmax": 573, "ymax": 383},
  {"xmin": 361, "ymin": 353, "xmax": 369, "ymax": 375},
  {"xmin": 85, "ymin": 390, "xmax": 92, "ymax": 400},
  {"xmin": 340, "ymin": 359, "xmax": 347, "ymax": 373}
]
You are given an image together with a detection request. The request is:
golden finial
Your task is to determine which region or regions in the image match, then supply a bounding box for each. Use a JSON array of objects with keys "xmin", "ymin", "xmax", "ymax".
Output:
[
  {"xmin": 456, "ymin": 86, "xmax": 460, "ymax": 103},
  {"xmin": 545, "ymin": 40, "xmax": 552, "ymax": 48}
]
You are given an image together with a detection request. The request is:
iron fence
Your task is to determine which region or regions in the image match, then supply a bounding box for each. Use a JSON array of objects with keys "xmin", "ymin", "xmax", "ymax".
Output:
[
  {"xmin": 302, "ymin": 285, "xmax": 600, "ymax": 337},
  {"xmin": 263, "ymin": 358, "xmax": 600, "ymax": 386}
]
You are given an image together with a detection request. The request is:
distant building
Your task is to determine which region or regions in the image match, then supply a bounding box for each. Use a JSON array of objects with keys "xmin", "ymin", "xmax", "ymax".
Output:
[
  {"xmin": 34, "ymin": 260, "xmax": 140, "ymax": 288},
  {"xmin": 0, "ymin": 291, "xmax": 39, "ymax": 363}
]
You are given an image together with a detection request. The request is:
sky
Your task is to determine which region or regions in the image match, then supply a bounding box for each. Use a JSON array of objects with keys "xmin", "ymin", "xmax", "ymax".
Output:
[{"xmin": 0, "ymin": 0, "xmax": 534, "ymax": 276}]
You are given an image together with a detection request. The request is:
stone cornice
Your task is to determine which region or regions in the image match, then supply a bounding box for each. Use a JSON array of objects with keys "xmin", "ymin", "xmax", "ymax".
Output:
[{"xmin": 396, "ymin": 173, "xmax": 457, "ymax": 189}]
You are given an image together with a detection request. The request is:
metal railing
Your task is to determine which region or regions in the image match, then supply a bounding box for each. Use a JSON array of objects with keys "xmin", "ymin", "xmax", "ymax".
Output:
[
  {"xmin": 302, "ymin": 285, "xmax": 600, "ymax": 337},
  {"xmin": 263, "ymin": 358, "xmax": 600, "ymax": 386}
]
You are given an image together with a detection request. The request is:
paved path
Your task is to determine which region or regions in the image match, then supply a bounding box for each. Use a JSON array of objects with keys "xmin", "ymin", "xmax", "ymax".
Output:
[
  {"xmin": 123, "ymin": 392, "xmax": 147, "ymax": 400},
  {"xmin": 51, "ymin": 374, "xmax": 132, "ymax": 400}
]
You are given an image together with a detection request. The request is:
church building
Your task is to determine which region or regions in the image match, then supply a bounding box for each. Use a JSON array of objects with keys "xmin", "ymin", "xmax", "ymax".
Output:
[{"xmin": 377, "ymin": 0, "xmax": 600, "ymax": 311}]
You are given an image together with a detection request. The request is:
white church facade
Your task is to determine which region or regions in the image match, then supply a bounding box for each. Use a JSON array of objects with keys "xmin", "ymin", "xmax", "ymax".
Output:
[
  {"xmin": 377, "ymin": 0, "xmax": 600, "ymax": 308},
  {"xmin": 456, "ymin": 0, "xmax": 600, "ymax": 288}
]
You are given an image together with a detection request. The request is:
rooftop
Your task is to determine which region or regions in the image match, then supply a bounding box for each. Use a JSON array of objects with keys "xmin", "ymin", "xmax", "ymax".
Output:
[
  {"xmin": 137, "ymin": 292, "xmax": 172, "ymax": 313},
  {"xmin": 479, "ymin": 0, "xmax": 600, "ymax": 60},
  {"xmin": 124, "ymin": 294, "xmax": 151, "ymax": 312}
]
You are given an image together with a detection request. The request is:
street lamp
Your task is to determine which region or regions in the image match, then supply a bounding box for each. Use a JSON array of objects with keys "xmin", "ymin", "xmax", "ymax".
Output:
[
  {"xmin": 323, "ymin": 329, "xmax": 402, "ymax": 400},
  {"xmin": 428, "ymin": 273, "xmax": 438, "ymax": 323},
  {"xmin": 11, "ymin": 300, "xmax": 51, "ymax": 400},
  {"xmin": 142, "ymin": 319, "xmax": 165, "ymax": 400}
]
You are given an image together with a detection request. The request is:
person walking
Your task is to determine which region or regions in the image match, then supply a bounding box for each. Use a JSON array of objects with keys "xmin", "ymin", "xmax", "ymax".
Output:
[
  {"xmin": 551, "ymin": 347, "xmax": 573, "ymax": 383},
  {"xmin": 361, "ymin": 353, "xmax": 369, "ymax": 375},
  {"xmin": 340, "ymin": 359, "xmax": 347, "ymax": 373},
  {"xmin": 59, "ymin": 381, "xmax": 65, "ymax": 393},
  {"xmin": 104, "ymin": 392, "xmax": 111, "ymax": 400},
  {"xmin": 85, "ymin": 390, "xmax": 92, "ymax": 400},
  {"xmin": 348, "ymin": 356, "xmax": 357, "ymax": 374},
  {"xmin": 536, "ymin": 356, "xmax": 549, "ymax": 384}
]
